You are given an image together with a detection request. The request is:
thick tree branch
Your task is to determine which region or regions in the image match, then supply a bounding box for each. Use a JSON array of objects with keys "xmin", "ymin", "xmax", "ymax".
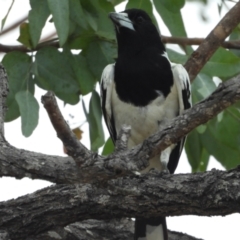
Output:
[
  {"xmin": 1, "ymin": 73, "xmax": 240, "ymax": 184},
  {"xmin": 184, "ymin": 1, "xmax": 240, "ymax": 81},
  {"xmin": 1, "ymin": 168, "xmax": 239, "ymax": 240},
  {"xmin": 0, "ymin": 143, "xmax": 82, "ymax": 184}
]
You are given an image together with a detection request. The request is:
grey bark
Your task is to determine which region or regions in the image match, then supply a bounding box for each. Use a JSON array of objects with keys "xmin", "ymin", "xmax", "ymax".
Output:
[{"xmin": 1, "ymin": 168, "xmax": 240, "ymax": 240}]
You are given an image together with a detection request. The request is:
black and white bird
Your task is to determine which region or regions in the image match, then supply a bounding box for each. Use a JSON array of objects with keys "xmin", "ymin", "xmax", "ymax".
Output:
[{"xmin": 100, "ymin": 9, "xmax": 191, "ymax": 240}]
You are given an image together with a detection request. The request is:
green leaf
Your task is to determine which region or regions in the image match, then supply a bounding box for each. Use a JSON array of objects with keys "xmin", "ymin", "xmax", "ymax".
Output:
[
  {"xmin": 95, "ymin": 31, "xmax": 115, "ymax": 42},
  {"xmin": 17, "ymin": 23, "xmax": 33, "ymax": 48},
  {"xmin": 229, "ymin": 25, "xmax": 240, "ymax": 58},
  {"xmin": 196, "ymin": 125, "xmax": 207, "ymax": 134},
  {"xmin": 81, "ymin": 0, "xmax": 114, "ymax": 33},
  {"xmin": 69, "ymin": 0, "xmax": 88, "ymax": 29},
  {"xmin": 2, "ymin": 52, "xmax": 34, "ymax": 122},
  {"xmin": 69, "ymin": 29, "xmax": 95, "ymax": 49},
  {"xmin": 15, "ymin": 91, "xmax": 39, "ymax": 137},
  {"xmin": 71, "ymin": 53, "xmax": 96, "ymax": 95},
  {"xmin": 185, "ymin": 129, "xmax": 201, "ymax": 171},
  {"xmin": 29, "ymin": 0, "xmax": 50, "ymax": 47},
  {"xmin": 1, "ymin": 0, "xmax": 15, "ymax": 31},
  {"xmin": 198, "ymin": 148, "xmax": 210, "ymax": 172},
  {"xmin": 185, "ymin": 129, "xmax": 210, "ymax": 172},
  {"xmin": 125, "ymin": 0, "xmax": 160, "ymax": 31},
  {"xmin": 84, "ymin": 11, "xmax": 98, "ymax": 31},
  {"xmin": 102, "ymin": 137, "xmax": 114, "ymax": 156},
  {"xmin": 153, "ymin": 0, "xmax": 186, "ymax": 37},
  {"xmin": 126, "ymin": 0, "xmax": 152, "ymax": 11},
  {"xmin": 166, "ymin": 48, "xmax": 187, "ymax": 64},
  {"xmin": 108, "ymin": 0, "xmax": 126, "ymax": 6},
  {"xmin": 47, "ymin": 0, "xmax": 69, "ymax": 46},
  {"xmin": 201, "ymin": 47, "xmax": 240, "ymax": 79},
  {"xmin": 88, "ymin": 90, "xmax": 105, "ymax": 151},
  {"xmin": 83, "ymin": 40, "xmax": 116, "ymax": 79},
  {"xmin": 200, "ymin": 108, "xmax": 240, "ymax": 170},
  {"xmin": 191, "ymin": 73, "xmax": 217, "ymax": 103},
  {"xmin": 34, "ymin": 47, "xmax": 79, "ymax": 104}
]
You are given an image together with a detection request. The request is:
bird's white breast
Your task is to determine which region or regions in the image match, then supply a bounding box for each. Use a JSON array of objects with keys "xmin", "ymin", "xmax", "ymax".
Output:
[{"xmin": 111, "ymin": 82, "xmax": 179, "ymax": 149}]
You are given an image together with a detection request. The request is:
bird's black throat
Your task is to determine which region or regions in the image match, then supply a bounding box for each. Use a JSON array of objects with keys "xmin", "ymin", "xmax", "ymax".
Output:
[{"xmin": 114, "ymin": 47, "xmax": 174, "ymax": 107}]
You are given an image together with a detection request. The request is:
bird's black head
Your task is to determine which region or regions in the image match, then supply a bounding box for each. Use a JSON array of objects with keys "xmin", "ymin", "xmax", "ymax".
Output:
[{"xmin": 109, "ymin": 9, "xmax": 165, "ymax": 56}]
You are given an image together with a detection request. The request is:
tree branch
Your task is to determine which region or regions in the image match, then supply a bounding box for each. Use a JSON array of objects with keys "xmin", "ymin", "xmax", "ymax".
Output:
[
  {"xmin": 0, "ymin": 64, "xmax": 8, "ymax": 140},
  {"xmin": 41, "ymin": 91, "xmax": 91, "ymax": 166},
  {"xmin": 1, "ymin": 167, "xmax": 239, "ymax": 239},
  {"xmin": 161, "ymin": 35, "xmax": 240, "ymax": 50},
  {"xmin": 1, "ymin": 37, "xmax": 240, "ymax": 53},
  {"xmin": 0, "ymin": 143, "xmax": 82, "ymax": 184},
  {"xmin": 0, "ymin": 41, "xmax": 59, "ymax": 53},
  {"xmin": 1, "ymin": 71, "xmax": 240, "ymax": 184},
  {"xmin": 184, "ymin": 1, "xmax": 240, "ymax": 81},
  {"xmin": 0, "ymin": 16, "xmax": 27, "ymax": 36}
]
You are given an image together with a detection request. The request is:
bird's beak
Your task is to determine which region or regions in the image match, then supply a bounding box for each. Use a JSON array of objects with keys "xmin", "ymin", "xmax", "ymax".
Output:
[{"xmin": 109, "ymin": 12, "xmax": 135, "ymax": 31}]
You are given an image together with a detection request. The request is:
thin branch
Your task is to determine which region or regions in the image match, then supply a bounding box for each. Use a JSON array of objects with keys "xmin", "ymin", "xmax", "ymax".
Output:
[
  {"xmin": 1, "ymin": 36, "xmax": 240, "ymax": 53},
  {"xmin": 0, "ymin": 41, "xmax": 59, "ymax": 53},
  {"xmin": 1, "ymin": 167, "xmax": 240, "ymax": 240},
  {"xmin": 0, "ymin": 16, "xmax": 27, "ymax": 36},
  {"xmin": 40, "ymin": 31, "xmax": 57, "ymax": 43},
  {"xmin": 114, "ymin": 124, "xmax": 131, "ymax": 152},
  {"xmin": 161, "ymin": 35, "xmax": 240, "ymax": 50},
  {"xmin": 41, "ymin": 91, "xmax": 91, "ymax": 166},
  {"xmin": 184, "ymin": 1, "xmax": 240, "ymax": 81},
  {"xmin": 0, "ymin": 64, "xmax": 8, "ymax": 140}
]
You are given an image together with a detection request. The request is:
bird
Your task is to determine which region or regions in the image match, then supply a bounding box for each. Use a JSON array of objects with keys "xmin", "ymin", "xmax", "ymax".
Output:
[{"xmin": 100, "ymin": 8, "xmax": 192, "ymax": 240}]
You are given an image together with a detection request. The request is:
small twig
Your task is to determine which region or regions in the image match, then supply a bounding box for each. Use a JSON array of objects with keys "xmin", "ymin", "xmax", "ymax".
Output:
[
  {"xmin": 114, "ymin": 124, "xmax": 131, "ymax": 152},
  {"xmin": 41, "ymin": 91, "xmax": 91, "ymax": 165},
  {"xmin": 0, "ymin": 41, "xmax": 59, "ymax": 53},
  {"xmin": 184, "ymin": 1, "xmax": 240, "ymax": 81},
  {"xmin": 40, "ymin": 31, "xmax": 57, "ymax": 43},
  {"xmin": 0, "ymin": 15, "xmax": 27, "ymax": 36},
  {"xmin": 0, "ymin": 64, "xmax": 9, "ymax": 140}
]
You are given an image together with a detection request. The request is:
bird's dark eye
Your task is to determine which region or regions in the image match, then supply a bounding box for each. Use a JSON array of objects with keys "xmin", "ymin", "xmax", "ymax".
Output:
[{"xmin": 136, "ymin": 16, "xmax": 144, "ymax": 24}]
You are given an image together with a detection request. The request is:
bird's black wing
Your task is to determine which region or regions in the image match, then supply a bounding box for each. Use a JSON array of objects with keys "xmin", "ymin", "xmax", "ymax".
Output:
[
  {"xmin": 167, "ymin": 63, "xmax": 192, "ymax": 174},
  {"xmin": 100, "ymin": 64, "xmax": 117, "ymax": 144}
]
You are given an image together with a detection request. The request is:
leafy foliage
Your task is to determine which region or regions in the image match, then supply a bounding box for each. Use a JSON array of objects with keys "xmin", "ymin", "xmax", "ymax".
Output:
[{"xmin": 1, "ymin": 0, "xmax": 240, "ymax": 170}]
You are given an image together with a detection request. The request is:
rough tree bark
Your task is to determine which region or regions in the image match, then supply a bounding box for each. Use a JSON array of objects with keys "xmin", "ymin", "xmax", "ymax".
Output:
[
  {"xmin": 1, "ymin": 2, "xmax": 240, "ymax": 240},
  {"xmin": 1, "ymin": 166, "xmax": 240, "ymax": 240}
]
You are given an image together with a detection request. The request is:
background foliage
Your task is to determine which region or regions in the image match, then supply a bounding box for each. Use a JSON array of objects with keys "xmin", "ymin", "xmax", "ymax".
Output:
[{"xmin": 1, "ymin": 0, "xmax": 240, "ymax": 172}]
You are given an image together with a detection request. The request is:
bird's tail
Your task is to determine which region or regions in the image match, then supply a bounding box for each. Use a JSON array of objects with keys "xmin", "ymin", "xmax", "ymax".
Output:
[{"xmin": 134, "ymin": 217, "xmax": 168, "ymax": 240}]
